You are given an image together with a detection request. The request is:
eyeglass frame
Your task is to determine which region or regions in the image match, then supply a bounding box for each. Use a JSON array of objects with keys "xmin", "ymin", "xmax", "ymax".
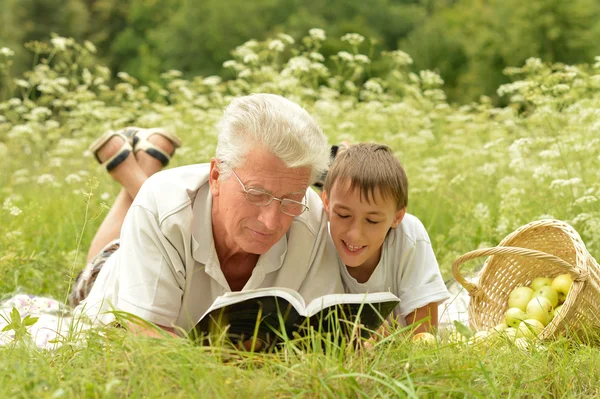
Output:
[{"xmin": 225, "ymin": 164, "xmax": 310, "ymax": 217}]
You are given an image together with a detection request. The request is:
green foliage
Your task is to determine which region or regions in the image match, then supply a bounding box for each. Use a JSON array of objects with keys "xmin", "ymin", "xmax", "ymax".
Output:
[
  {"xmin": 403, "ymin": 0, "xmax": 600, "ymax": 102},
  {"xmin": 1, "ymin": 307, "xmax": 38, "ymax": 343},
  {"xmin": 3, "ymin": 0, "xmax": 600, "ymax": 103}
]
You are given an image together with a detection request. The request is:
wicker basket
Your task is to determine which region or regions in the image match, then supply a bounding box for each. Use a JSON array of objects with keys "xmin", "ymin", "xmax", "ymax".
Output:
[{"xmin": 452, "ymin": 219, "xmax": 600, "ymax": 341}]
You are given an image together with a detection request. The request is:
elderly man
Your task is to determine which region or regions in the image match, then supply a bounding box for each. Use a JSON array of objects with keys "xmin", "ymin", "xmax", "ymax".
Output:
[{"xmin": 72, "ymin": 93, "xmax": 343, "ymax": 337}]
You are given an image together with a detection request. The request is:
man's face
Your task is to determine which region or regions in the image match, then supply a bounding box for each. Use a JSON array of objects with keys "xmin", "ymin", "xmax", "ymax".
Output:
[
  {"xmin": 210, "ymin": 147, "xmax": 311, "ymax": 255},
  {"xmin": 323, "ymin": 178, "xmax": 405, "ymax": 271}
]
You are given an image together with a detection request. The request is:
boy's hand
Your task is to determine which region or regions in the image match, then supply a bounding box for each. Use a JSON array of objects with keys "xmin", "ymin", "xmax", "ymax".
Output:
[{"xmin": 405, "ymin": 303, "xmax": 439, "ymax": 334}]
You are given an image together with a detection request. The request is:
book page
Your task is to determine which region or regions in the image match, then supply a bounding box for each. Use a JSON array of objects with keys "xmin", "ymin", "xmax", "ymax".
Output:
[
  {"xmin": 304, "ymin": 292, "xmax": 399, "ymax": 317},
  {"xmin": 198, "ymin": 287, "xmax": 307, "ymax": 322}
]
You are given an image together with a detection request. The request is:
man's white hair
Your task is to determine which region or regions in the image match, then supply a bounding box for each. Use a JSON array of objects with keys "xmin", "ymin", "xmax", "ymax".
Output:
[{"xmin": 215, "ymin": 93, "xmax": 329, "ymax": 184}]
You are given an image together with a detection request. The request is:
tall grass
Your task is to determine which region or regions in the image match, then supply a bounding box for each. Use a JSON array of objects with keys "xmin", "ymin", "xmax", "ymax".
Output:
[{"xmin": 1, "ymin": 32, "xmax": 600, "ymax": 397}]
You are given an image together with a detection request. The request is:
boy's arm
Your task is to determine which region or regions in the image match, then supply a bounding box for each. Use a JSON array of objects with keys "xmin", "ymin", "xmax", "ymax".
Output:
[{"xmin": 405, "ymin": 302, "xmax": 439, "ymax": 334}]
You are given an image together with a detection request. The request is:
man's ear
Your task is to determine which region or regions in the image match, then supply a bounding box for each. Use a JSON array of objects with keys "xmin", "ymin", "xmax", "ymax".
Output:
[
  {"xmin": 391, "ymin": 207, "xmax": 406, "ymax": 228},
  {"xmin": 321, "ymin": 189, "xmax": 331, "ymax": 214},
  {"xmin": 209, "ymin": 158, "xmax": 221, "ymax": 196}
]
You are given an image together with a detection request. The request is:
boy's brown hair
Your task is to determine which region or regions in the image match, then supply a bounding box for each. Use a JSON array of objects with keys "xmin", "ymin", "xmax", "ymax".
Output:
[{"xmin": 323, "ymin": 143, "xmax": 408, "ymax": 210}]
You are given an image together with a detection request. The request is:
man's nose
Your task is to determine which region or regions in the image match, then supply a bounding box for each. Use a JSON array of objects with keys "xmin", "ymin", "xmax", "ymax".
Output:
[{"xmin": 257, "ymin": 201, "xmax": 281, "ymax": 231}]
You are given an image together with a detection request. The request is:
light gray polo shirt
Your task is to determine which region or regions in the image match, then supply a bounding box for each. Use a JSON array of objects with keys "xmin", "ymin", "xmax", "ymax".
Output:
[{"xmin": 76, "ymin": 164, "xmax": 343, "ymax": 333}]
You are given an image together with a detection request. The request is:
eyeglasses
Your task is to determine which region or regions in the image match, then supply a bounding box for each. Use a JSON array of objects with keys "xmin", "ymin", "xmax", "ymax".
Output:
[{"xmin": 227, "ymin": 166, "xmax": 309, "ymax": 217}]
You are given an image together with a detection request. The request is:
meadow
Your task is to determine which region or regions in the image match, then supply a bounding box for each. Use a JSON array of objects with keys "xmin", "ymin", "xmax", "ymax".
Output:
[{"xmin": 1, "ymin": 30, "xmax": 600, "ymax": 397}]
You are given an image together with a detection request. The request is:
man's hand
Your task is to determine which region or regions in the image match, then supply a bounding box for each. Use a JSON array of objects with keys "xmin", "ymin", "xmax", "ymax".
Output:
[{"xmin": 126, "ymin": 321, "xmax": 179, "ymax": 338}]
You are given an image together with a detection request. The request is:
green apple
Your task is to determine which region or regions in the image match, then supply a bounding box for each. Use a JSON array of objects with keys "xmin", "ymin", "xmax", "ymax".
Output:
[
  {"xmin": 518, "ymin": 319, "xmax": 545, "ymax": 339},
  {"xmin": 490, "ymin": 323, "xmax": 508, "ymax": 333},
  {"xmin": 526, "ymin": 297, "xmax": 553, "ymax": 325},
  {"xmin": 551, "ymin": 274, "xmax": 573, "ymax": 304},
  {"xmin": 514, "ymin": 337, "xmax": 530, "ymax": 351},
  {"xmin": 508, "ymin": 286, "xmax": 534, "ymax": 311},
  {"xmin": 533, "ymin": 286, "xmax": 559, "ymax": 308},
  {"xmin": 412, "ymin": 332, "xmax": 436, "ymax": 345},
  {"xmin": 531, "ymin": 277, "xmax": 553, "ymax": 291},
  {"xmin": 504, "ymin": 307, "xmax": 527, "ymax": 328},
  {"xmin": 504, "ymin": 327, "xmax": 518, "ymax": 341}
]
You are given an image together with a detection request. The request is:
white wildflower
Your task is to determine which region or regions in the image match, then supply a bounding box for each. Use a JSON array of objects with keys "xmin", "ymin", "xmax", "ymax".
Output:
[
  {"xmin": 202, "ymin": 76, "xmax": 222, "ymax": 86},
  {"xmin": 420, "ymin": 70, "xmax": 444, "ymax": 87},
  {"xmin": 337, "ymin": 51, "xmax": 354, "ymax": 63},
  {"xmin": 473, "ymin": 202, "xmax": 491, "ymax": 224},
  {"xmin": 341, "ymin": 33, "xmax": 365, "ymax": 47},
  {"xmin": 15, "ymin": 79, "xmax": 30, "ymax": 88},
  {"xmin": 268, "ymin": 39, "xmax": 285, "ymax": 52},
  {"xmin": 0, "ymin": 47, "xmax": 15, "ymax": 57},
  {"xmin": 309, "ymin": 28, "xmax": 326, "ymax": 42},
  {"xmin": 480, "ymin": 163, "xmax": 498, "ymax": 176},
  {"xmin": 65, "ymin": 174, "xmax": 82, "ymax": 184},
  {"xmin": 539, "ymin": 149, "xmax": 560, "ymax": 159},
  {"xmin": 524, "ymin": 57, "xmax": 544, "ymax": 71},
  {"xmin": 9, "ymin": 206, "xmax": 22, "ymax": 216},
  {"xmin": 101, "ymin": 192, "xmax": 111, "ymax": 201},
  {"xmin": 283, "ymin": 56, "xmax": 311, "ymax": 74},
  {"xmin": 549, "ymin": 177, "xmax": 582, "ymax": 189},
  {"xmin": 354, "ymin": 54, "xmax": 370, "ymax": 64},
  {"xmin": 278, "ymin": 33, "xmax": 295, "ymax": 44},
  {"xmin": 51, "ymin": 36, "xmax": 69, "ymax": 51},
  {"xmin": 337, "ymin": 121, "xmax": 356, "ymax": 130},
  {"xmin": 309, "ymin": 52, "xmax": 324, "ymax": 62},
  {"xmin": 363, "ymin": 79, "xmax": 383, "ymax": 93},
  {"xmin": 573, "ymin": 196, "xmax": 598, "ymax": 206},
  {"xmin": 385, "ymin": 50, "xmax": 413, "ymax": 67},
  {"xmin": 37, "ymin": 174, "xmax": 57, "ymax": 185}
]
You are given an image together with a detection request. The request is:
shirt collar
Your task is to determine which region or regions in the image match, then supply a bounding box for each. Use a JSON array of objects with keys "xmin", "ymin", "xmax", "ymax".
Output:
[{"xmin": 191, "ymin": 183, "xmax": 214, "ymax": 265}]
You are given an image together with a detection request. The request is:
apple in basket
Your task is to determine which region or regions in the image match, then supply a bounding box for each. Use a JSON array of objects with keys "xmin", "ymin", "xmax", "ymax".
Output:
[
  {"xmin": 526, "ymin": 297, "xmax": 553, "ymax": 326},
  {"xmin": 551, "ymin": 274, "xmax": 573, "ymax": 304},
  {"xmin": 518, "ymin": 319, "xmax": 545, "ymax": 339},
  {"xmin": 531, "ymin": 277, "xmax": 553, "ymax": 291},
  {"xmin": 533, "ymin": 286, "xmax": 559, "ymax": 308},
  {"xmin": 508, "ymin": 286, "xmax": 534, "ymax": 311},
  {"xmin": 504, "ymin": 308, "xmax": 527, "ymax": 328}
]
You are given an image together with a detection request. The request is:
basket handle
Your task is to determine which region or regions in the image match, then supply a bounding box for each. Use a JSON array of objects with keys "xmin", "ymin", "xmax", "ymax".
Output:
[{"xmin": 451, "ymin": 246, "xmax": 589, "ymax": 299}]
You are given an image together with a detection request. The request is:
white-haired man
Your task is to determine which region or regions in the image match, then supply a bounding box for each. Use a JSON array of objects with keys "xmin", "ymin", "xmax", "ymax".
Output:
[{"xmin": 72, "ymin": 93, "xmax": 343, "ymax": 337}]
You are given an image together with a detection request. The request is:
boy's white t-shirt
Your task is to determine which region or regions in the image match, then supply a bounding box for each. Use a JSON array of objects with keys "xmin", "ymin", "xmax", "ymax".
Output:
[{"xmin": 336, "ymin": 213, "xmax": 451, "ymax": 323}]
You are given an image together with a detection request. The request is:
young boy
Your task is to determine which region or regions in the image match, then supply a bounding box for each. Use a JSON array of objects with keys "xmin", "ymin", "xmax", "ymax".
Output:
[{"xmin": 321, "ymin": 143, "xmax": 451, "ymax": 334}]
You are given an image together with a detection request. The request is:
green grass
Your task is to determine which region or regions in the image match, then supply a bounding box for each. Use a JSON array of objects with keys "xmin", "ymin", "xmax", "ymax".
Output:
[{"xmin": 1, "ymin": 32, "xmax": 600, "ymax": 397}]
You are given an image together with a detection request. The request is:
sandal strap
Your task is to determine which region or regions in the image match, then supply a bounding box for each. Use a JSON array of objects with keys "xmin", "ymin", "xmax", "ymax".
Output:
[
  {"xmin": 133, "ymin": 128, "xmax": 182, "ymax": 166},
  {"xmin": 89, "ymin": 130, "xmax": 133, "ymax": 171},
  {"xmin": 100, "ymin": 138, "xmax": 133, "ymax": 172}
]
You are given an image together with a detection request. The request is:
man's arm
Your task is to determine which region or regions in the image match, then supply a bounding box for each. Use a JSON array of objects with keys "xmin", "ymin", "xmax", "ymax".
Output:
[{"xmin": 126, "ymin": 321, "xmax": 179, "ymax": 339}]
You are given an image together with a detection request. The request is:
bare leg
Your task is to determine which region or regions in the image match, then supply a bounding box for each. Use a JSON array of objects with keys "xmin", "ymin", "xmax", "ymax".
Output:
[
  {"xmin": 85, "ymin": 134, "xmax": 176, "ymax": 261},
  {"xmin": 86, "ymin": 188, "xmax": 132, "ymax": 261}
]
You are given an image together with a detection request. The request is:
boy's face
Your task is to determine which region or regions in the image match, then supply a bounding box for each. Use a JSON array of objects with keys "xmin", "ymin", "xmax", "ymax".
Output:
[{"xmin": 322, "ymin": 178, "xmax": 406, "ymax": 271}]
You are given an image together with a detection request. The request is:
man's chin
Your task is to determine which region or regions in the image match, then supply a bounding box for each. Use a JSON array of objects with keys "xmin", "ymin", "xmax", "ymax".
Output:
[{"xmin": 239, "ymin": 240, "xmax": 276, "ymax": 255}]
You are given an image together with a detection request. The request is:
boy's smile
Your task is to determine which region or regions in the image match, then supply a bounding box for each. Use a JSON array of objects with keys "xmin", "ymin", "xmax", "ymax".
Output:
[{"xmin": 323, "ymin": 178, "xmax": 405, "ymax": 282}]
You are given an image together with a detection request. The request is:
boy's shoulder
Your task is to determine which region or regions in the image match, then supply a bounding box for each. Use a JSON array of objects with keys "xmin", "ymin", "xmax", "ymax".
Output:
[{"xmin": 387, "ymin": 212, "xmax": 431, "ymax": 248}]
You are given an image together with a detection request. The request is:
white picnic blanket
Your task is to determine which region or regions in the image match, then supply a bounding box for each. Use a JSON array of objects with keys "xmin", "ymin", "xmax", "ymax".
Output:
[{"xmin": 0, "ymin": 294, "xmax": 91, "ymax": 349}]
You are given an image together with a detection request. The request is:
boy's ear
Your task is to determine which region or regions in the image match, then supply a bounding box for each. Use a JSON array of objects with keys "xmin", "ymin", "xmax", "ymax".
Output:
[
  {"xmin": 321, "ymin": 190, "xmax": 330, "ymax": 213},
  {"xmin": 391, "ymin": 207, "xmax": 406, "ymax": 228}
]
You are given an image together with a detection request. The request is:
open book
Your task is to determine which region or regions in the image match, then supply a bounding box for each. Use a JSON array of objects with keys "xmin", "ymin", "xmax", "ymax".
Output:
[{"xmin": 191, "ymin": 288, "xmax": 400, "ymax": 347}]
